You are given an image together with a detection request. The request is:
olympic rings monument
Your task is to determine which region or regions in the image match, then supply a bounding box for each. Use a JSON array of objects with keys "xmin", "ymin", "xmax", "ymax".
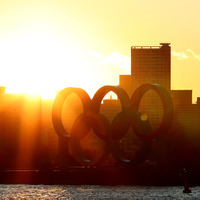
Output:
[{"xmin": 51, "ymin": 83, "xmax": 174, "ymax": 184}]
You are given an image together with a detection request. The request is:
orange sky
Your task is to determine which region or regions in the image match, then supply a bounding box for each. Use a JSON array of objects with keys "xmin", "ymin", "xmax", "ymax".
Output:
[{"xmin": 0, "ymin": 0, "xmax": 200, "ymax": 101}]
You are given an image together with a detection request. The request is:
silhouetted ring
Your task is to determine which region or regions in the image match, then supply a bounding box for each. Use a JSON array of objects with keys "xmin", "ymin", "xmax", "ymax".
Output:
[
  {"xmin": 92, "ymin": 85, "xmax": 130, "ymax": 113},
  {"xmin": 91, "ymin": 85, "xmax": 130, "ymax": 137},
  {"xmin": 52, "ymin": 87, "xmax": 91, "ymax": 138},
  {"xmin": 110, "ymin": 110, "xmax": 152, "ymax": 167},
  {"xmin": 130, "ymin": 83, "xmax": 173, "ymax": 140},
  {"xmin": 70, "ymin": 111, "xmax": 110, "ymax": 166}
]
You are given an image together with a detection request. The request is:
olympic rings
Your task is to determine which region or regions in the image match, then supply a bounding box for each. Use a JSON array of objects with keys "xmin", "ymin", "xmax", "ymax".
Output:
[{"xmin": 52, "ymin": 84, "xmax": 174, "ymax": 167}]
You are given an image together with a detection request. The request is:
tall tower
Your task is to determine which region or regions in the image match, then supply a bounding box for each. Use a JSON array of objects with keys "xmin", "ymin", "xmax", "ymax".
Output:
[
  {"xmin": 131, "ymin": 43, "xmax": 171, "ymax": 91},
  {"xmin": 131, "ymin": 43, "xmax": 171, "ymax": 130}
]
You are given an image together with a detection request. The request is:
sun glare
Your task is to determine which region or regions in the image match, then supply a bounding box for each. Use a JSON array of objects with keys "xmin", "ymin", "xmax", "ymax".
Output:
[{"xmin": 1, "ymin": 31, "xmax": 94, "ymax": 99}]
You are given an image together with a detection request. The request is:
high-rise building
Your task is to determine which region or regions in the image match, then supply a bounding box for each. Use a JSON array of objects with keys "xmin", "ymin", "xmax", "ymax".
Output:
[{"xmin": 131, "ymin": 43, "xmax": 171, "ymax": 91}]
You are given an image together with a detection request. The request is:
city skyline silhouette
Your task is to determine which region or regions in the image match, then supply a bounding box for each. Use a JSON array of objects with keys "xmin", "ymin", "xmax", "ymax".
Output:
[{"xmin": 0, "ymin": 42, "xmax": 199, "ymax": 173}]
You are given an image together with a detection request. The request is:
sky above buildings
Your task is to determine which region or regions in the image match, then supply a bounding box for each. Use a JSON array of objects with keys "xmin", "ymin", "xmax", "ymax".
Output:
[{"xmin": 0, "ymin": 0, "xmax": 199, "ymax": 101}]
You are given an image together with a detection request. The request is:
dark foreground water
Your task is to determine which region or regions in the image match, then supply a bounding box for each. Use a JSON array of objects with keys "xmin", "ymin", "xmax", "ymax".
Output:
[{"xmin": 0, "ymin": 185, "xmax": 199, "ymax": 199}]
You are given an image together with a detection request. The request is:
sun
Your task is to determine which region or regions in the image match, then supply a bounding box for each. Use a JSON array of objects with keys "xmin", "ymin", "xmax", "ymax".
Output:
[{"xmin": 2, "ymin": 31, "xmax": 94, "ymax": 99}]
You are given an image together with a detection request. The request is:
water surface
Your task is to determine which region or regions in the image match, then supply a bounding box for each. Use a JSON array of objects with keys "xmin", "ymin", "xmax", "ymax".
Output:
[{"xmin": 0, "ymin": 184, "xmax": 198, "ymax": 199}]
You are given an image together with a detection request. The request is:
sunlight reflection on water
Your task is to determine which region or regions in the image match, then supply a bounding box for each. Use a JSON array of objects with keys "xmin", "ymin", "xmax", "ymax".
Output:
[{"xmin": 0, "ymin": 184, "xmax": 198, "ymax": 199}]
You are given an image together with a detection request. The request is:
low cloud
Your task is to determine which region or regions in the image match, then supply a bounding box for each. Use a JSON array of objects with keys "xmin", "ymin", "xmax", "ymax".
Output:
[
  {"xmin": 89, "ymin": 51, "xmax": 130, "ymax": 73},
  {"xmin": 172, "ymin": 49, "xmax": 200, "ymax": 61},
  {"xmin": 186, "ymin": 49, "xmax": 200, "ymax": 61},
  {"xmin": 171, "ymin": 51, "xmax": 188, "ymax": 60}
]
